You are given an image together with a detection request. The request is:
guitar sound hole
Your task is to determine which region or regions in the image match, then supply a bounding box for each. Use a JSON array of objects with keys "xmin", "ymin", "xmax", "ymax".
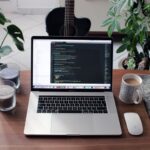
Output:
[{"xmin": 60, "ymin": 24, "xmax": 77, "ymax": 36}]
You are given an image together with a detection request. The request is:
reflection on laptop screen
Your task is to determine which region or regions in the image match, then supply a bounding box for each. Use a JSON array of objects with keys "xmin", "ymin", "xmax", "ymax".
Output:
[{"xmin": 32, "ymin": 38, "xmax": 112, "ymax": 90}]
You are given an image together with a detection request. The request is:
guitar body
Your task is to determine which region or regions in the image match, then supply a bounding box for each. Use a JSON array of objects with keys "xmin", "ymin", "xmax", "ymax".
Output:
[{"xmin": 46, "ymin": 7, "xmax": 91, "ymax": 36}]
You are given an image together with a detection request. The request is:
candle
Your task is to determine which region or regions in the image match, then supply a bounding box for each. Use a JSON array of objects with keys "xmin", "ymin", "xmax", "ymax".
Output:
[
  {"xmin": 0, "ymin": 84, "xmax": 15, "ymax": 111},
  {"xmin": 0, "ymin": 67, "xmax": 20, "ymax": 87}
]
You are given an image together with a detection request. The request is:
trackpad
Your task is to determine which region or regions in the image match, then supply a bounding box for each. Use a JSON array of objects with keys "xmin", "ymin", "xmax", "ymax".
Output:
[{"xmin": 51, "ymin": 114, "xmax": 94, "ymax": 135}]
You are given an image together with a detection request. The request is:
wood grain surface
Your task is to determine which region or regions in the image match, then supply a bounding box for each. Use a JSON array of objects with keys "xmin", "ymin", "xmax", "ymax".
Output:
[{"xmin": 0, "ymin": 70, "xmax": 149, "ymax": 150}]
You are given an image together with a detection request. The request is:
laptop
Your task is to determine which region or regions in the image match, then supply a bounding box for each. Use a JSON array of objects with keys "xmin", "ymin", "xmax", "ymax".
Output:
[{"xmin": 24, "ymin": 36, "xmax": 122, "ymax": 136}]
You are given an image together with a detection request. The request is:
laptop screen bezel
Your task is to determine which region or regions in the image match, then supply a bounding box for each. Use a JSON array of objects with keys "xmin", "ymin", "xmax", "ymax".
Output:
[{"xmin": 31, "ymin": 36, "xmax": 113, "ymax": 92}]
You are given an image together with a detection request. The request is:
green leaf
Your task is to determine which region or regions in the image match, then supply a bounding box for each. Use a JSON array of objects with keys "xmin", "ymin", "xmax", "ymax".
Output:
[
  {"xmin": 144, "ymin": 3, "xmax": 150, "ymax": 11},
  {"xmin": 114, "ymin": 19, "xmax": 121, "ymax": 31},
  {"xmin": 108, "ymin": 8, "xmax": 116, "ymax": 17},
  {"xmin": 7, "ymin": 24, "xmax": 24, "ymax": 51},
  {"xmin": 127, "ymin": 57, "xmax": 136, "ymax": 69},
  {"xmin": 120, "ymin": 0, "xmax": 129, "ymax": 12},
  {"xmin": 108, "ymin": 25, "xmax": 113, "ymax": 37},
  {"xmin": 0, "ymin": 46, "xmax": 12, "ymax": 57},
  {"xmin": 0, "ymin": 12, "xmax": 10, "ymax": 25},
  {"xmin": 108, "ymin": 19, "xmax": 117, "ymax": 37},
  {"xmin": 102, "ymin": 18, "xmax": 112, "ymax": 27},
  {"xmin": 116, "ymin": 44, "xmax": 127, "ymax": 53},
  {"xmin": 14, "ymin": 38, "xmax": 24, "ymax": 51},
  {"xmin": 139, "ymin": 31, "xmax": 145, "ymax": 45}
]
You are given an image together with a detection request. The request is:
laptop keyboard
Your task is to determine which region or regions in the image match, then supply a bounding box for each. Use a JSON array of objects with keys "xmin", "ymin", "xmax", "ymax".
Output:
[{"xmin": 37, "ymin": 96, "xmax": 108, "ymax": 113}]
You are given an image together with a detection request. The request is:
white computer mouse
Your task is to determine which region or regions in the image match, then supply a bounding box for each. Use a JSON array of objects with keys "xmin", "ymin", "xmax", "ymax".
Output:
[{"xmin": 124, "ymin": 112, "xmax": 143, "ymax": 136}]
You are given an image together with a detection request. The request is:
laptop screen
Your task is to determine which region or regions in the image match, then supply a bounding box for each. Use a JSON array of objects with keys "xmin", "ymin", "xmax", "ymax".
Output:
[{"xmin": 31, "ymin": 36, "xmax": 113, "ymax": 91}]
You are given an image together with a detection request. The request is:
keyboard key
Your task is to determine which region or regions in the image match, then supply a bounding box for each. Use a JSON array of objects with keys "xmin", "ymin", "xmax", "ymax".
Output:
[{"xmin": 37, "ymin": 96, "xmax": 107, "ymax": 114}]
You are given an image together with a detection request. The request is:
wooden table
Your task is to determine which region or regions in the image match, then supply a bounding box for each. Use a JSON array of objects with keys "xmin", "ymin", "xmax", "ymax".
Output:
[{"xmin": 0, "ymin": 69, "xmax": 150, "ymax": 150}]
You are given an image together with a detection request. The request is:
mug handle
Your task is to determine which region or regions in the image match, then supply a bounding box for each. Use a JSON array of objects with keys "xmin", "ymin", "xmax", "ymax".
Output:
[{"xmin": 133, "ymin": 89, "xmax": 143, "ymax": 104}]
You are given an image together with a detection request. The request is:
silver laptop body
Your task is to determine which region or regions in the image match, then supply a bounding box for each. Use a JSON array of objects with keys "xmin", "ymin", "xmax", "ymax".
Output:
[{"xmin": 24, "ymin": 36, "xmax": 122, "ymax": 136}]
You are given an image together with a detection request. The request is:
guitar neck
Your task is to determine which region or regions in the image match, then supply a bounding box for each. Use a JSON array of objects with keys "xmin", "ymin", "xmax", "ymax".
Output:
[{"xmin": 65, "ymin": 0, "xmax": 75, "ymax": 24}]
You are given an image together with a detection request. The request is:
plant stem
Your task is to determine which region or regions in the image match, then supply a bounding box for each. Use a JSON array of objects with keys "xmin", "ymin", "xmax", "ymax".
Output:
[{"xmin": 0, "ymin": 32, "xmax": 8, "ymax": 49}]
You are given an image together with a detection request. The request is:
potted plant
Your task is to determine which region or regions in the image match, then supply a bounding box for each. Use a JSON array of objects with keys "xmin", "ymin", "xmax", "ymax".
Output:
[
  {"xmin": 102, "ymin": 0, "xmax": 150, "ymax": 70},
  {"xmin": 0, "ymin": 9, "xmax": 24, "ymax": 69}
]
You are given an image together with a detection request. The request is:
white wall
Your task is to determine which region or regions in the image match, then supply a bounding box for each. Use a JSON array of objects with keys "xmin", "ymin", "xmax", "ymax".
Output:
[
  {"xmin": 17, "ymin": 0, "xmax": 59, "ymax": 9},
  {"xmin": 75, "ymin": 0, "xmax": 109, "ymax": 31},
  {"xmin": 17, "ymin": 0, "xmax": 60, "ymax": 14},
  {"xmin": 0, "ymin": 0, "xmax": 17, "ymax": 12},
  {"xmin": 0, "ymin": 0, "xmax": 60, "ymax": 14},
  {"xmin": 0, "ymin": 0, "xmax": 110, "ymax": 30}
]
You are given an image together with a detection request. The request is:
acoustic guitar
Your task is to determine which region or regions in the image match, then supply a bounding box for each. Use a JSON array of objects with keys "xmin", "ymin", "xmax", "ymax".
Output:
[{"xmin": 46, "ymin": 0, "xmax": 91, "ymax": 36}]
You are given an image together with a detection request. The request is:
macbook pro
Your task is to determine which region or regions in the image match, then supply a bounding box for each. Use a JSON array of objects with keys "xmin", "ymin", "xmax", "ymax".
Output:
[{"xmin": 24, "ymin": 36, "xmax": 122, "ymax": 136}]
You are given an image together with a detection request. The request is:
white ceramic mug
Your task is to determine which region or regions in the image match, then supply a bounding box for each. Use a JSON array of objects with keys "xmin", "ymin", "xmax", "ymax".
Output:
[{"xmin": 119, "ymin": 73, "xmax": 143, "ymax": 104}]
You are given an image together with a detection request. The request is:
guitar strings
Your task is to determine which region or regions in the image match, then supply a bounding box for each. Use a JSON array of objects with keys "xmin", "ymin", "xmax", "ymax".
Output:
[{"xmin": 65, "ymin": 0, "xmax": 74, "ymax": 36}]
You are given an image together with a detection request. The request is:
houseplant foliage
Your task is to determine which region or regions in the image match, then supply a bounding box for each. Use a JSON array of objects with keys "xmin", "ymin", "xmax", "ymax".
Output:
[
  {"xmin": 103, "ymin": 0, "xmax": 150, "ymax": 69},
  {"xmin": 0, "ymin": 9, "xmax": 24, "ymax": 58}
]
